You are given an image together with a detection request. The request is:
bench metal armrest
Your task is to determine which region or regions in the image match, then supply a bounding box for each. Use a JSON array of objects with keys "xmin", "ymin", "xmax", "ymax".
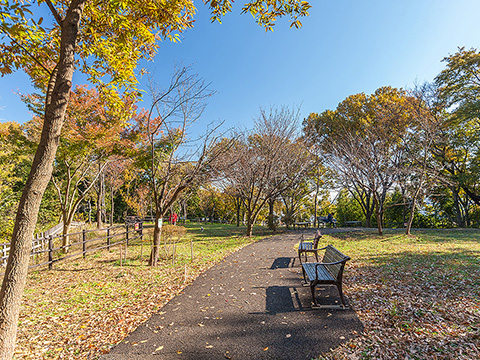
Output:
[
  {"xmin": 302, "ymin": 246, "xmax": 327, "ymax": 253},
  {"xmin": 314, "ymin": 259, "xmax": 347, "ymax": 268},
  {"xmin": 313, "ymin": 259, "xmax": 349, "ymax": 281}
]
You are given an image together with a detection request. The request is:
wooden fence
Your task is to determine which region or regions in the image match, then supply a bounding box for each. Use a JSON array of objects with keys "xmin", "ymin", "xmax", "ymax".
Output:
[{"xmin": 0, "ymin": 221, "xmax": 143, "ymax": 272}]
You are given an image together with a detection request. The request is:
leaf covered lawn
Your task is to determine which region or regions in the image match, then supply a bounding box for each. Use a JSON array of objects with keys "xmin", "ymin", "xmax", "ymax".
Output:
[
  {"xmin": 12, "ymin": 227, "xmax": 480, "ymax": 359},
  {"xmin": 319, "ymin": 229, "xmax": 480, "ymax": 360},
  {"xmin": 14, "ymin": 224, "xmax": 259, "ymax": 359}
]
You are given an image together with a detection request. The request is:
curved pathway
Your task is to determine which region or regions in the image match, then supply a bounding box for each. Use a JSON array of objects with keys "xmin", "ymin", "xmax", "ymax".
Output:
[{"xmin": 102, "ymin": 229, "xmax": 363, "ymax": 360}]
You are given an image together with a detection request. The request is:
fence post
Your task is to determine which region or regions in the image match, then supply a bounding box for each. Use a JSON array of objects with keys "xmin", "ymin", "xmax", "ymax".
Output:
[
  {"xmin": 48, "ymin": 236, "xmax": 53, "ymax": 270},
  {"xmin": 82, "ymin": 229, "xmax": 86, "ymax": 259},
  {"xmin": 2, "ymin": 244, "xmax": 7, "ymax": 267},
  {"xmin": 140, "ymin": 222, "xmax": 143, "ymax": 258},
  {"xmin": 107, "ymin": 227, "xmax": 111, "ymax": 250},
  {"xmin": 126, "ymin": 224, "xmax": 129, "ymax": 245}
]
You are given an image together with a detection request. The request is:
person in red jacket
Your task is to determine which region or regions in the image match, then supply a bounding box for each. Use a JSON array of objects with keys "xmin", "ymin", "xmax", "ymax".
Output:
[{"xmin": 169, "ymin": 212, "xmax": 178, "ymax": 225}]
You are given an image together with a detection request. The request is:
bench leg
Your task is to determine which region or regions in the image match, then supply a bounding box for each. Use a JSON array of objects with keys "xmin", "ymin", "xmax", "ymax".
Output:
[
  {"xmin": 298, "ymin": 250, "xmax": 308, "ymax": 265},
  {"xmin": 336, "ymin": 283, "xmax": 346, "ymax": 306},
  {"xmin": 301, "ymin": 266, "xmax": 310, "ymax": 287},
  {"xmin": 310, "ymin": 280, "xmax": 319, "ymax": 307}
]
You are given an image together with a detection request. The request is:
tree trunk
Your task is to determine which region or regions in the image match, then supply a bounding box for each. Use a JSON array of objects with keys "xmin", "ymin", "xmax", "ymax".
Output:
[
  {"xmin": 451, "ymin": 186, "xmax": 465, "ymax": 227},
  {"xmin": 405, "ymin": 192, "xmax": 418, "ymax": 236},
  {"xmin": 62, "ymin": 222, "xmax": 71, "ymax": 252},
  {"xmin": 88, "ymin": 200, "xmax": 92, "ymax": 224},
  {"xmin": 183, "ymin": 199, "xmax": 187, "ymax": 224},
  {"xmin": 267, "ymin": 198, "xmax": 276, "ymax": 231},
  {"xmin": 97, "ymin": 165, "xmax": 105, "ymax": 229},
  {"xmin": 365, "ymin": 207, "xmax": 374, "ymax": 228},
  {"xmin": 376, "ymin": 211, "xmax": 383, "ymax": 236},
  {"xmin": 374, "ymin": 197, "xmax": 383, "ymax": 235},
  {"xmin": 458, "ymin": 193, "xmax": 471, "ymax": 227},
  {"xmin": 236, "ymin": 197, "xmax": 241, "ymax": 227},
  {"xmin": 246, "ymin": 210, "xmax": 253, "ymax": 237},
  {"xmin": 313, "ymin": 186, "xmax": 319, "ymax": 228},
  {"xmin": 149, "ymin": 215, "xmax": 163, "ymax": 266},
  {"xmin": 110, "ymin": 186, "xmax": 114, "ymax": 226},
  {"xmin": 0, "ymin": 2, "xmax": 85, "ymax": 358},
  {"xmin": 209, "ymin": 202, "xmax": 215, "ymax": 222}
]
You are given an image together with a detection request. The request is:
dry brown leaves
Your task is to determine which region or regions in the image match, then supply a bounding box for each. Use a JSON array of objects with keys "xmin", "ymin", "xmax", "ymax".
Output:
[{"xmin": 321, "ymin": 258, "xmax": 480, "ymax": 359}]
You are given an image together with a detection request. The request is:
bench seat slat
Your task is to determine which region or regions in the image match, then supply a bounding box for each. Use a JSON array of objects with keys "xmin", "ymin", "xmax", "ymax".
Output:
[{"xmin": 302, "ymin": 263, "xmax": 335, "ymax": 282}]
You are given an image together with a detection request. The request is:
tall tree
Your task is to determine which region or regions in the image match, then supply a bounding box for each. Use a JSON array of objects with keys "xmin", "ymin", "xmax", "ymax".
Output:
[
  {"xmin": 137, "ymin": 67, "xmax": 228, "ymax": 266},
  {"xmin": 224, "ymin": 106, "xmax": 313, "ymax": 236},
  {"xmin": 434, "ymin": 47, "xmax": 480, "ymax": 207},
  {"xmin": 26, "ymin": 86, "xmax": 128, "ymax": 246},
  {"xmin": 0, "ymin": 1, "xmax": 312, "ymax": 357},
  {"xmin": 304, "ymin": 87, "xmax": 416, "ymax": 235},
  {"xmin": 401, "ymin": 84, "xmax": 444, "ymax": 235}
]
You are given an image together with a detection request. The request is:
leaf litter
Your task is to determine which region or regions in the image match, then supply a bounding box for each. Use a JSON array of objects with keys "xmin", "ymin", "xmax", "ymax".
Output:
[
  {"xmin": 14, "ymin": 237, "xmax": 254, "ymax": 359},
  {"xmin": 318, "ymin": 230, "xmax": 480, "ymax": 360}
]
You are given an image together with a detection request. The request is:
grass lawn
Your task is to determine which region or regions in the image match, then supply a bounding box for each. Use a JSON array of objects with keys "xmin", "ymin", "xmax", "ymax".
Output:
[
  {"xmin": 15, "ymin": 223, "xmax": 270, "ymax": 359},
  {"xmin": 318, "ymin": 229, "xmax": 480, "ymax": 360}
]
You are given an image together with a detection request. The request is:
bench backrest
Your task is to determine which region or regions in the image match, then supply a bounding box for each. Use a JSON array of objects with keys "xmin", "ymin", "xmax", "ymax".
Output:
[
  {"xmin": 300, "ymin": 230, "xmax": 322, "ymax": 249},
  {"xmin": 312, "ymin": 230, "xmax": 322, "ymax": 249},
  {"xmin": 322, "ymin": 245, "xmax": 350, "ymax": 279}
]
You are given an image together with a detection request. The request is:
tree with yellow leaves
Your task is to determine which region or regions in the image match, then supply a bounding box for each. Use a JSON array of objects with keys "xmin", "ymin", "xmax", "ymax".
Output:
[{"xmin": 0, "ymin": 0, "xmax": 312, "ymax": 357}]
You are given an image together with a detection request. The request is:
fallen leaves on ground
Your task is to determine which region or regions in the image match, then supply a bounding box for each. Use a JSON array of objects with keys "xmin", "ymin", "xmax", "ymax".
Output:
[
  {"xmin": 14, "ymin": 241, "xmax": 251, "ymax": 359},
  {"xmin": 319, "ymin": 231, "xmax": 480, "ymax": 360}
]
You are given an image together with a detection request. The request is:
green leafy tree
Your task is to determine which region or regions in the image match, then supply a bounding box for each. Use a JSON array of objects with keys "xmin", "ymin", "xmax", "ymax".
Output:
[
  {"xmin": 436, "ymin": 47, "xmax": 480, "ymax": 121},
  {"xmin": 335, "ymin": 189, "xmax": 363, "ymax": 226},
  {"xmin": 280, "ymin": 180, "xmax": 311, "ymax": 229},
  {"xmin": 0, "ymin": 123, "xmax": 31, "ymax": 239},
  {"xmin": 434, "ymin": 47, "xmax": 480, "ymax": 207}
]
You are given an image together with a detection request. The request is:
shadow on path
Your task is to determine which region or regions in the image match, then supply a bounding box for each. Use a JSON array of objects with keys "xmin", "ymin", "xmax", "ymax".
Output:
[{"xmin": 102, "ymin": 231, "xmax": 363, "ymax": 360}]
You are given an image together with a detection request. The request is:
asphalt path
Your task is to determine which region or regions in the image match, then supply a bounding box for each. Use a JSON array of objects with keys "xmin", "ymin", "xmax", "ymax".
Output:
[{"xmin": 102, "ymin": 229, "xmax": 364, "ymax": 360}]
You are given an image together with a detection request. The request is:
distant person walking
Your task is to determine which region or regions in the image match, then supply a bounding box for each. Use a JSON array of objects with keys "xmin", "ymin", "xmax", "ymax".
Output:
[{"xmin": 327, "ymin": 213, "xmax": 337, "ymax": 228}]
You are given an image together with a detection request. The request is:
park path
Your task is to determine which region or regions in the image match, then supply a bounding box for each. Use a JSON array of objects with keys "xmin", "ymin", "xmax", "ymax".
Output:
[{"xmin": 102, "ymin": 229, "xmax": 363, "ymax": 360}]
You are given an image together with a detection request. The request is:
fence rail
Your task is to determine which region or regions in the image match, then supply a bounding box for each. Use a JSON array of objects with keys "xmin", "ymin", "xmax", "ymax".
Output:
[{"xmin": 0, "ymin": 221, "xmax": 143, "ymax": 272}]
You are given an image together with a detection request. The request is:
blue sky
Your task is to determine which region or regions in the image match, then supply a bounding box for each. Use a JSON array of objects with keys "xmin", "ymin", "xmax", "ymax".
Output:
[{"xmin": 1, "ymin": 0, "xmax": 480, "ymax": 131}]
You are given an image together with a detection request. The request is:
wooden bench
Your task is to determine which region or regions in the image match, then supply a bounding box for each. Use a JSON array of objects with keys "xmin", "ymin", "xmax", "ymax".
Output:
[
  {"xmin": 301, "ymin": 245, "xmax": 350, "ymax": 307},
  {"xmin": 297, "ymin": 230, "xmax": 322, "ymax": 264},
  {"xmin": 318, "ymin": 217, "xmax": 336, "ymax": 228},
  {"xmin": 293, "ymin": 221, "xmax": 310, "ymax": 229},
  {"xmin": 344, "ymin": 221, "xmax": 361, "ymax": 227}
]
